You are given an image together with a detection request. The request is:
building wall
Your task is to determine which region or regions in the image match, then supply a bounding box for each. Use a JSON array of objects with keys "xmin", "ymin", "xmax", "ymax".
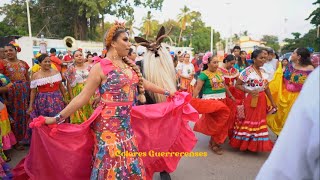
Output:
[{"xmin": 16, "ymin": 36, "xmax": 103, "ymax": 67}]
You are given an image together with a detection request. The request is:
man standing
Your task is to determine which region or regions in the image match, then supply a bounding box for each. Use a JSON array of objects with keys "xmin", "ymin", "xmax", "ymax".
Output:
[
  {"xmin": 50, "ymin": 48, "xmax": 62, "ymax": 72},
  {"xmin": 63, "ymin": 50, "xmax": 73, "ymax": 62}
]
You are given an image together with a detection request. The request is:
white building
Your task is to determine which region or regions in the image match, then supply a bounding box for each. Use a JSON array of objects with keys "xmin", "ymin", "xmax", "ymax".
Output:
[{"xmin": 15, "ymin": 36, "xmax": 103, "ymax": 67}]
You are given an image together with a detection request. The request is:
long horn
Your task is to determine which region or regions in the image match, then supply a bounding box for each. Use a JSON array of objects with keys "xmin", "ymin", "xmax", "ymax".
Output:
[
  {"xmin": 156, "ymin": 26, "xmax": 173, "ymax": 45},
  {"xmin": 137, "ymin": 42, "xmax": 151, "ymax": 48}
]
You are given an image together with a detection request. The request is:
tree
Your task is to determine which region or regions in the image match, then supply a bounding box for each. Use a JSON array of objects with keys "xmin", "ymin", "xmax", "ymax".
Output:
[
  {"xmin": 261, "ymin": 35, "xmax": 280, "ymax": 52},
  {"xmin": 281, "ymin": 29, "xmax": 319, "ymax": 53},
  {"xmin": 177, "ymin": 5, "xmax": 191, "ymax": 46},
  {"xmin": 0, "ymin": 0, "xmax": 164, "ymax": 40},
  {"xmin": 305, "ymin": 0, "xmax": 320, "ymax": 26}
]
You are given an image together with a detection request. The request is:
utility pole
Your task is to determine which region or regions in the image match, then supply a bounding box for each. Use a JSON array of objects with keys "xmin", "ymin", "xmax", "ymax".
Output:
[{"xmin": 26, "ymin": 0, "xmax": 32, "ymax": 38}]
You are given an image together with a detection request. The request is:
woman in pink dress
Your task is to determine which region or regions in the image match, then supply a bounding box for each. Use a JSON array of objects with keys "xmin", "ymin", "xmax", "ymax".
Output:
[{"xmin": 14, "ymin": 22, "xmax": 198, "ymax": 180}]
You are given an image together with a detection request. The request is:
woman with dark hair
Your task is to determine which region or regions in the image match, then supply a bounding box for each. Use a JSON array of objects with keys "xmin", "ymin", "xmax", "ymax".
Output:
[
  {"xmin": 64, "ymin": 50, "xmax": 93, "ymax": 124},
  {"xmin": 14, "ymin": 22, "xmax": 198, "ymax": 180},
  {"xmin": 128, "ymin": 48, "xmax": 137, "ymax": 62},
  {"xmin": 27, "ymin": 54, "xmax": 66, "ymax": 125},
  {"xmin": 229, "ymin": 49, "xmax": 276, "ymax": 152},
  {"xmin": 84, "ymin": 53, "xmax": 94, "ymax": 71},
  {"xmin": 192, "ymin": 55, "xmax": 234, "ymax": 155},
  {"xmin": 177, "ymin": 53, "xmax": 195, "ymax": 94},
  {"xmin": 219, "ymin": 54, "xmax": 242, "ymax": 137},
  {"xmin": 268, "ymin": 48, "xmax": 314, "ymax": 136},
  {"xmin": 234, "ymin": 50, "xmax": 249, "ymax": 72},
  {"xmin": 281, "ymin": 58, "xmax": 289, "ymax": 72},
  {"xmin": 0, "ymin": 42, "xmax": 30, "ymax": 149}
]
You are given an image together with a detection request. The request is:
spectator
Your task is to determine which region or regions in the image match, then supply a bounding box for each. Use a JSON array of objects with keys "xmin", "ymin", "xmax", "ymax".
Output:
[{"xmin": 49, "ymin": 48, "xmax": 63, "ymax": 72}]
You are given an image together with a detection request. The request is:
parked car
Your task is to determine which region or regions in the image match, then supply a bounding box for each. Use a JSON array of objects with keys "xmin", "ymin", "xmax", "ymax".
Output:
[{"xmin": 280, "ymin": 52, "xmax": 293, "ymax": 61}]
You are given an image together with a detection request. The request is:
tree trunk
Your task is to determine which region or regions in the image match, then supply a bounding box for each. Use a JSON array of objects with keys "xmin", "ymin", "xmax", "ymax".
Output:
[
  {"xmin": 178, "ymin": 28, "xmax": 183, "ymax": 46},
  {"xmin": 101, "ymin": 14, "xmax": 105, "ymax": 34}
]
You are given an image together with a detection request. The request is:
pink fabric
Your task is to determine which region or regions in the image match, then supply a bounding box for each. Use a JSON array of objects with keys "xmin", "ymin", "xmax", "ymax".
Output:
[
  {"xmin": 13, "ymin": 92, "xmax": 198, "ymax": 180},
  {"xmin": 2, "ymin": 132, "xmax": 16, "ymax": 150},
  {"xmin": 132, "ymin": 92, "xmax": 199, "ymax": 179}
]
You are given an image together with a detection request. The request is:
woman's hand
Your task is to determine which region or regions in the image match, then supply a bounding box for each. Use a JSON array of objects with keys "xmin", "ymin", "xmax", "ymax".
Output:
[
  {"xmin": 249, "ymin": 90, "xmax": 259, "ymax": 96},
  {"xmin": 45, "ymin": 117, "xmax": 56, "ymax": 125},
  {"xmin": 27, "ymin": 106, "xmax": 33, "ymax": 114},
  {"xmin": 92, "ymin": 96, "xmax": 101, "ymax": 109}
]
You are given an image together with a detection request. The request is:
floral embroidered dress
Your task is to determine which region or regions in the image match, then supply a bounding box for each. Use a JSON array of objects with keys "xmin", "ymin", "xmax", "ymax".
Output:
[
  {"xmin": 90, "ymin": 59, "xmax": 146, "ymax": 180},
  {"xmin": 229, "ymin": 66, "xmax": 274, "ymax": 152},
  {"xmin": 64, "ymin": 65, "xmax": 93, "ymax": 124},
  {"xmin": 218, "ymin": 67, "xmax": 241, "ymax": 138},
  {"xmin": 29, "ymin": 73, "xmax": 65, "ymax": 121},
  {"xmin": 267, "ymin": 64, "xmax": 313, "ymax": 135},
  {"xmin": 0, "ymin": 73, "xmax": 16, "ymax": 150},
  {"xmin": 191, "ymin": 70, "xmax": 231, "ymax": 145},
  {"xmin": 0, "ymin": 59, "xmax": 30, "ymax": 143}
]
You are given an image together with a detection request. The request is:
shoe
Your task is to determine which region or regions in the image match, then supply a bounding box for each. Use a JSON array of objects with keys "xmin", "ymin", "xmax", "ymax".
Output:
[{"xmin": 160, "ymin": 171, "xmax": 171, "ymax": 180}]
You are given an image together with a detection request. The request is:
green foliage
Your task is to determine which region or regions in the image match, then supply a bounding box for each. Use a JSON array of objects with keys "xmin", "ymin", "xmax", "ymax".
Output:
[
  {"xmin": 0, "ymin": 0, "xmax": 164, "ymax": 40},
  {"xmin": 282, "ymin": 29, "xmax": 320, "ymax": 53},
  {"xmin": 261, "ymin": 35, "xmax": 280, "ymax": 52},
  {"xmin": 305, "ymin": 0, "xmax": 320, "ymax": 26}
]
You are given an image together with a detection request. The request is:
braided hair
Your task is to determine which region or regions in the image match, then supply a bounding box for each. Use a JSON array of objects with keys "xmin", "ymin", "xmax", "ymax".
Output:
[{"xmin": 105, "ymin": 22, "xmax": 146, "ymax": 103}]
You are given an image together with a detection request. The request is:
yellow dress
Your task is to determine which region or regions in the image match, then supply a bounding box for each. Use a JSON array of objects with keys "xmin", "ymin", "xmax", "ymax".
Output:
[{"xmin": 267, "ymin": 64, "xmax": 313, "ymax": 135}]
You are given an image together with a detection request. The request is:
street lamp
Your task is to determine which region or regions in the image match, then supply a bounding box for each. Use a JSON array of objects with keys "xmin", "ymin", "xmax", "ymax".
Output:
[
  {"xmin": 210, "ymin": 26, "xmax": 213, "ymax": 53},
  {"xmin": 26, "ymin": 0, "xmax": 32, "ymax": 38}
]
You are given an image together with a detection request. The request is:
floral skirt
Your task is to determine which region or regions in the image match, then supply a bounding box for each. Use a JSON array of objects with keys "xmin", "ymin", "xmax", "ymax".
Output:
[
  {"xmin": 70, "ymin": 83, "xmax": 93, "ymax": 124},
  {"xmin": 0, "ymin": 104, "xmax": 16, "ymax": 150},
  {"xmin": 91, "ymin": 103, "xmax": 146, "ymax": 180},
  {"xmin": 7, "ymin": 81, "xmax": 30, "ymax": 142},
  {"xmin": 31, "ymin": 90, "xmax": 65, "ymax": 118},
  {"xmin": 229, "ymin": 92, "xmax": 274, "ymax": 152}
]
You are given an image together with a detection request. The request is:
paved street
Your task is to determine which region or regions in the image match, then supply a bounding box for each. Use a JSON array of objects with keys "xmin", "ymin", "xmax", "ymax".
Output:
[{"xmin": 8, "ymin": 122, "xmax": 276, "ymax": 180}]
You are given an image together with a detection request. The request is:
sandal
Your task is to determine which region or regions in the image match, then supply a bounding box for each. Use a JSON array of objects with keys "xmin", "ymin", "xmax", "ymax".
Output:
[{"xmin": 209, "ymin": 140, "xmax": 223, "ymax": 155}]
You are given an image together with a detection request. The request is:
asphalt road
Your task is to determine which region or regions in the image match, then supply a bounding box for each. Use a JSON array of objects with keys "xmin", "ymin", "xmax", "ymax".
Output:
[{"xmin": 8, "ymin": 122, "xmax": 276, "ymax": 180}]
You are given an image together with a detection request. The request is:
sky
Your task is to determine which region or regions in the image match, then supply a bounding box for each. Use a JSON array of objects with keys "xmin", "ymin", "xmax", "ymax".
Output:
[{"xmin": 0, "ymin": 0, "xmax": 317, "ymax": 42}]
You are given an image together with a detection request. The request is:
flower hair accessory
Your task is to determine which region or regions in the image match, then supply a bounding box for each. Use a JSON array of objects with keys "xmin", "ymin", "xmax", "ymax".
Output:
[
  {"xmin": 105, "ymin": 21, "xmax": 126, "ymax": 49},
  {"xmin": 134, "ymin": 26, "xmax": 172, "ymax": 57},
  {"xmin": 202, "ymin": 52, "xmax": 213, "ymax": 64},
  {"xmin": 9, "ymin": 41, "xmax": 21, "ymax": 52}
]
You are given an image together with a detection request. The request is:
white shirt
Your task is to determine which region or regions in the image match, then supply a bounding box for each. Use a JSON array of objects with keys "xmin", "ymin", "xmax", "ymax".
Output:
[
  {"xmin": 177, "ymin": 63, "xmax": 194, "ymax": 78},
  {"xmin": 239, "ymin": 66, "xmax": 269, "ymax": 92},
  {"xmin": 261, "ymin": 59, "xmax": 278, "ymax": 81},
  {"xmin": 256, "ymin": 67, "xmax": 319, "ymax": 180}
]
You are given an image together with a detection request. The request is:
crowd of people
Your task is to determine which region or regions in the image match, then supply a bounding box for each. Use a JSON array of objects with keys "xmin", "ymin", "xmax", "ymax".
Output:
[{"xmin": 0, "ymin": 22, "xmax": 318, "ymax": 179}]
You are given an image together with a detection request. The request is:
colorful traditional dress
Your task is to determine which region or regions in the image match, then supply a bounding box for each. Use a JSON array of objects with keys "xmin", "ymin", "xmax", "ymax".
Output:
[
  {"xmin": 0, "ymin": 129, "xmax": 13, "ymax": 179},
  {"xmin": 191, "ymin": 70, "xmax": 231, "ymax": 145},
  {"xmin": 64, "ymin": 65, "xmax": 93, "ymax": 124},
  {"xmin": 29, "ymin": 73, "xmax": 65, "ymax": 120},
  {"xmin": 267, "ymin": 64, "xmax": 313, "ymax": 135},
  {"xmin": 229, "ymin": 66, "xmax": 274, "ymax": 152},
  {"xmin": 0, "ymin": 74, "xmax": 17, "ymax": 150},
  {"xmin": 177, "ymin": 63, "xmax": 195, "ymax": 94},
  {"xmin": 13, "ymin": 59, "xmax": 199, "ymax": 180},
  {"xmin": 0, "ymin": 59, "xmax": 30, "ymax": 143},
  {"xmin": 219, "ymin": 67, "xmax": 241, "ymax": 137},
  {"xmin": 91, "ymin": 60, "xmax": 146, "ymax": 179}
]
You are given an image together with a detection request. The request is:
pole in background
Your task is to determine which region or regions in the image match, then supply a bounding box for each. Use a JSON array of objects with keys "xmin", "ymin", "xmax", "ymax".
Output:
[
  {"xmin": 210, "ymin": 26, "xmax": 213, "ymax": 53},
  {"xmin": 26, "ymin": 0, "xmax": 32, "ymax": 38}
]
